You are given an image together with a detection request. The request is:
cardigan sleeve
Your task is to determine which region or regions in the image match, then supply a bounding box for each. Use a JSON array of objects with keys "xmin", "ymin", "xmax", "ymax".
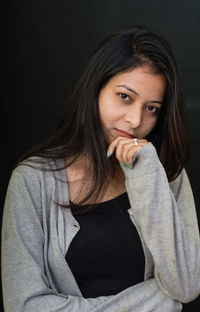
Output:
[
  {"xmin": 1, "ymin": 164, "xmax": 182, "ymax": 312},
  {"xmin": 121, "ymin": 142, "xmax": 200, "ymax": 303}
]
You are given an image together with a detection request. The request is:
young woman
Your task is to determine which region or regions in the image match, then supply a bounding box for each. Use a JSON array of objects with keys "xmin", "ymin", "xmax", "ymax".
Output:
[{"xmin": 2, "ymin": 26, "xmax": 200, "ymax": 312}]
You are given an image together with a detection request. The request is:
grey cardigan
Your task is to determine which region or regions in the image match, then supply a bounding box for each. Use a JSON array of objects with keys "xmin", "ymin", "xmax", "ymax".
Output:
[{"xmin": 2, "ymin": 143, "xmax": 200, "ymax": 312}]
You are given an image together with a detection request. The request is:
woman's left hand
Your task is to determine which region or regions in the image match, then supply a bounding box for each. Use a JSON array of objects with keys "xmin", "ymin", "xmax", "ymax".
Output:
[{"xmin": 107, "ymin": 137, "xmax": 149, "ymax": 168}]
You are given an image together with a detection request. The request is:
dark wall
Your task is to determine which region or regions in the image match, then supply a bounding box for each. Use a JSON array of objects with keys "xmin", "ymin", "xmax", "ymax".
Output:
[{"xmin": 2, "ymin": 1, "xmax": 200, "ymax": 311}]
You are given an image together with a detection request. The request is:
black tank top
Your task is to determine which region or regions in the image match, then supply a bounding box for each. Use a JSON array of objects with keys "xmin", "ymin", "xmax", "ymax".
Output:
[{"xmin": 66, "ymin": 192, "xmax": 145, "ymax": 298}]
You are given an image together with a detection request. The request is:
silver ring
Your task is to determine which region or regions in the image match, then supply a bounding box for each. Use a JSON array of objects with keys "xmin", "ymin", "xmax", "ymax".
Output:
[{"xmin": 133, "ymin": 138, "xmax": 138, "ymax": 145}]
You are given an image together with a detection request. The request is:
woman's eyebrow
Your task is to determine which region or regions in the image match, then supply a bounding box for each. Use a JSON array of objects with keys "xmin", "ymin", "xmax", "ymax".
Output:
[
  {"xmin": 116, "ymin": 84, "xmax": 139, "ymax": 96},
  {"xmin": 116, "ymin": 84, "xmax": 164, "ymax": 105}
]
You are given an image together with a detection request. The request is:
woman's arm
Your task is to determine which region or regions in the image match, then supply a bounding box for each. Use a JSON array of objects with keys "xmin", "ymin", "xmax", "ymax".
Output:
[
  {"xmin": 1, "ymin": 165, "xmax": 182, "ymax": 312},
  {"xmin": 121, "ymin": 142, "xmax": 200, "ymax": 303}
]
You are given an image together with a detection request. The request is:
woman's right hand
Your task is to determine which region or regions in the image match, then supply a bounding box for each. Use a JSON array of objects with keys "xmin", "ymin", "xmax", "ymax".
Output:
[{"xmin": 107, "ymin": 136, "xmax": 148, "ymax": 167}]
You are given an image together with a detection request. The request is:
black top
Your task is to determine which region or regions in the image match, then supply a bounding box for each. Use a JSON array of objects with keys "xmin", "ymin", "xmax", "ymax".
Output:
[{"xmin": 65, "ymin": 192, "xmax": 145, "ymax": 298}]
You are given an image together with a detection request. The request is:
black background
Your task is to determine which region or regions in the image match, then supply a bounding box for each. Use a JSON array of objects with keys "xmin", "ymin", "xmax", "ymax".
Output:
[{"xmin": 2, "ymin": 0, "xmax": 200, "ymax": 311}]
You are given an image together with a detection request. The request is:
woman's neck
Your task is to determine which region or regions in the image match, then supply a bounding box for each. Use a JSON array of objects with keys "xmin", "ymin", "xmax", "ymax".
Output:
[{"xmin": 65, "ymin": 153, "xmax": 126, "ymax": 204}]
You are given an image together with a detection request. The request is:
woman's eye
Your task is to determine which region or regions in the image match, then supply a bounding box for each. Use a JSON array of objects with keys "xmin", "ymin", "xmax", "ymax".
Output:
[
  {"xmin": 118, "ymin": 93, "xmax": 130, "ymax": 101},
  {"xmin": 147, "ymin": 106, "xmax": 159, "ymax": 114}
]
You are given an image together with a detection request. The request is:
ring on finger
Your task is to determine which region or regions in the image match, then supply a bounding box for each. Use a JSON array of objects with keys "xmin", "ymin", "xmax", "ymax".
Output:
[{"xmin": 133, "ymin": 138, "xmax": 138, "ymax": 145}]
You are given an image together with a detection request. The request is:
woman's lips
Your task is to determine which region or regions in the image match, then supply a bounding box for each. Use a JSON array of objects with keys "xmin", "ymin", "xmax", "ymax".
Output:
[{"xmin": 114, "ymin": 128, "xmax": 134, "ymax": 138}]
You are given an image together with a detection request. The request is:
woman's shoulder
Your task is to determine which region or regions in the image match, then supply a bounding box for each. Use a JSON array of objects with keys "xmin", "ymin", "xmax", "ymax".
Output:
[
  {"xmin": 169, "ymin": 168, "xmax": 194, "ymax": 201},
  {"xmin": 169, "ymin": 168, "xmax": 189, "ymax": 187},
  {"xmin": 6, "ymin": 156, "xmax": 67, "ymax": 207},
  {"xmin": 14, "ymin": 156, "xmax": 63, "ymax": 175},
  {"xmin": 10, "ymin": 156, "xmax": 66, "ymax": 191}
]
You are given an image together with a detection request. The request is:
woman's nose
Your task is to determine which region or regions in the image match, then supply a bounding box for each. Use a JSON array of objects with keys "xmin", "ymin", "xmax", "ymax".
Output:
[{"xmin": 125, "ymin": 105, "xmax": 143, "ymax": 129}]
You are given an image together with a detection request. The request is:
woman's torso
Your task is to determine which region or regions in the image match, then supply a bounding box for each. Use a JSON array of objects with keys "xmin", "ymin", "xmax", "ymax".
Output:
[{"xmin": 65, "ymin": 160, "xmax": 145, "ymax": 298}]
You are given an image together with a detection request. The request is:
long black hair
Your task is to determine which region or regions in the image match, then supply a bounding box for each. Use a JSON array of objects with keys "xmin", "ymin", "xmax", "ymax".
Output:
[{"xmin": 17, "ymin": 25, "xmax": 190, "ymax": 212}]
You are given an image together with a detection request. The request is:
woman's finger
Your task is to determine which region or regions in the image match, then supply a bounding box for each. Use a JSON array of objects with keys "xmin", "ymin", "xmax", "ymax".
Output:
[
  {"xmin": 107, "ymin": 136, "xmax": 133, "ymax": 157},
  {"xmin": 115, "ymin": 141, "xmax": 133, "ymax": 164},
  {"xmin": 126, "ymin": 142, "xmax": 148, "ymax": 165},
  {"xmin": 121, "ymin": 142, "xmax": 137, "ymax": 165},
  {"xmin": 121, "ymin": 142, "xmax": 147, "ymax": 165},
  {"xmin": 107, "ymin": 136, "xmax": 149, "ymax": 168}
]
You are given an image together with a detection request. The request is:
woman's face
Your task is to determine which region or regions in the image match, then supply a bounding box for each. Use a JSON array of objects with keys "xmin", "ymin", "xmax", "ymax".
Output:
[{"xmin": 98, "ymin": 66, "xmax": 166, "ymax": 143}]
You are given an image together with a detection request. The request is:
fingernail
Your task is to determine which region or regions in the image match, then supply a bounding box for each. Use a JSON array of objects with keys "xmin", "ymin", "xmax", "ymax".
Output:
[
  {"xmin": 120, "ymin": 162, "xmax": 126, "ymax": 167},
  {"xmin": 128, "ymin": 161, "xmax": 134, "ymax": 169},
  {"xmin": 107, "ymin": 150, "xmax": 110, "ymax": 158},
  {"xmin": 120, "ymin": 162, "xmax": 133, "ymax": 169}
]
